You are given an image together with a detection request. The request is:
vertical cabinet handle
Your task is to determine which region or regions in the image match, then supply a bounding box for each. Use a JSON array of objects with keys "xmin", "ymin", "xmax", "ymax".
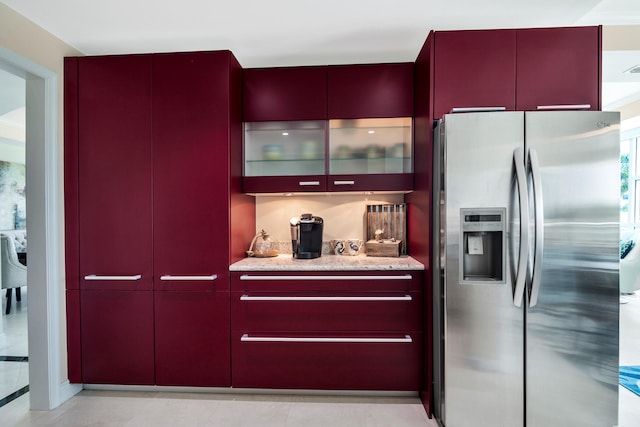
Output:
[{"xmin": 512, "ymin": 148, "xmax": 530, "ymax": 308}]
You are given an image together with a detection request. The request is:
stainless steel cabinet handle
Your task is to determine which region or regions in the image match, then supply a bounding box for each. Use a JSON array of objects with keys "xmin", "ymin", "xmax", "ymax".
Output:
[
  {"xmin": 298, "ymin": 181, "xmax": 320, "ymax": 186},
  {"xmin": 450, "ymin": 106, "xmax": 506, "ymax": 113},
  {"xmin": 240, "ymin": 294, "xmax": 412, "ymax": 301},
  {"xmin": 528, "ymin": 149, "xmax": 544, "ymax": 308},
  {"xmin": 240, "ymin": 274, "xmax": 412, "ymax": 281},
  {"xmin": 536, "ymin": 104, "xmax": 591, "ymax": 111},
  {"xmin": 84, "ymin": 274, "xmax": 142, "ymax": 281},
  {"xmin": 333, "ymin": 180, "xmax": 355, "ymax": 185},
  {"xmin": 240, "ymin": 334, "xmax": 412, "ymax": 343},
  {"xmin": 512, "ymin": 148, "xmax": 530, "ymax": 307},
  {"xmin": 160, "ymin": 275, "xmax": 218, "ymax": 281}
]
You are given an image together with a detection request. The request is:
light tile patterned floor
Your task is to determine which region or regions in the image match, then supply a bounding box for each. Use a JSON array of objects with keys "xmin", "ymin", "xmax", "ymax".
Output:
[{"xmin": 0, "ymin": 391, "xmax": 437, "ymax": 427}]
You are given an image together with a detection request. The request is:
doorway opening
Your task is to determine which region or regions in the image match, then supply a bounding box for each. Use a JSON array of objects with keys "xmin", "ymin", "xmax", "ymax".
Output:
[
  {"xmin": 0, "ymin": 46, "xmax": 81, "ymax": 411},
  {"xmin": 0, "ymin": 68, "xmax": 28, "ymax": 408}
]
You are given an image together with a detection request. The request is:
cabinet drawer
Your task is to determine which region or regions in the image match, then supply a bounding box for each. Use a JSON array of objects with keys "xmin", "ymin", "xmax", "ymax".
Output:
[
  {"xmin": 231, "ymin": 271, "xmax": 422, "ymax": 293},
  {"xmin": 232, "ymin": 290, "xmax": 421, "ymax": 332},
  {"xmin": 231, "ymin": 332, "xmax": 422, "ymax": 390}
]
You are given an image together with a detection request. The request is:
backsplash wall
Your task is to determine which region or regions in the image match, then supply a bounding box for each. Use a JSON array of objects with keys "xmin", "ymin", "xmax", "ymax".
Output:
[{"xmin": 255, "ymin": 193, "xmax": 405, "ymax": 244}]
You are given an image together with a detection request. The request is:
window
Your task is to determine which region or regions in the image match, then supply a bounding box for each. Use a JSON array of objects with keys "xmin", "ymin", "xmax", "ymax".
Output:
[{"xmin": 621, "ymin": 126, "xmax": 640, "ymax": 230}]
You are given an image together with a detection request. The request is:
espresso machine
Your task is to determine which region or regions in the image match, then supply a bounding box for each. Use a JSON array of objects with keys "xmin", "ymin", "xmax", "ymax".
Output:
[{"xmin": 290, "ymin": 213, "xmax": 323, "ymax": 259}]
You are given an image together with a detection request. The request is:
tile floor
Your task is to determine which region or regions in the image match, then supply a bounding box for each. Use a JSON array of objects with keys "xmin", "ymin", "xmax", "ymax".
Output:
[
  {"xmin": 0, "ymin": 287, "xmax": 29, "ymax": 407},
  {"xmin": 0, "ymin": 288, "xmax": 638, "ymax": 426}
]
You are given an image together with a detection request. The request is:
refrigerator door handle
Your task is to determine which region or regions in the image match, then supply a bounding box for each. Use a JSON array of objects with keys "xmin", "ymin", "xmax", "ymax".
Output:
[
  {"xmin": 513, "ymin": 147, "xmax": 530, "ymax": 307},
  {"xmin": 528, "ymin": 148, "xmax": 544, "ymax": 308}
]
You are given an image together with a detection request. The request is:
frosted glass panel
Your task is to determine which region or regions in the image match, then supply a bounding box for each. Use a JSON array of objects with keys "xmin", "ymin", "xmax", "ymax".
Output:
[
  {"xmin": 329, "ymin": 118, "xmax": 412, "ymax": 175},
  {"xmin": 244, "ymin": 121, "xmax": 325, "ymax": 177}
]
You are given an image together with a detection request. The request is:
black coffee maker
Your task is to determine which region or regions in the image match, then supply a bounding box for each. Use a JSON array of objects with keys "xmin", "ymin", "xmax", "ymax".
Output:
[{"xmin": 290, "ymin": 213, "xmax": 323, "ymax": 259}]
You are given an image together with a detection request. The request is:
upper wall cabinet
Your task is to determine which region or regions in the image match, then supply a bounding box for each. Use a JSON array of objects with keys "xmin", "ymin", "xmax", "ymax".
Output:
[
  {"xmin": 432, "ymin": 26, "xmax": 602, "ymax": 119},
  {"xmin": 242, "ymin": 62, "xmax": 414, "ymax": 193},
  {"xmin": 243, "ymin": 66, "xmax": 328, "ymax": 121},
  {"xmin": 433, "ymin": 30, "xmax": 517, "ymax": 119},
  {"xmin": 515, "ymin": 26, "xmax": 601, "ymax": 111},
  {"xmin": 327, "ymin": 63, "xmax": 414, "ymax": 119}
]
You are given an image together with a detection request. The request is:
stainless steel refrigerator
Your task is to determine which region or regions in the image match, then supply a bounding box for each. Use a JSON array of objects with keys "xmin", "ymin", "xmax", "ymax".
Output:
[{"xmin": 432, "ymin": 111, "xmax": 620, "ymax": 427}]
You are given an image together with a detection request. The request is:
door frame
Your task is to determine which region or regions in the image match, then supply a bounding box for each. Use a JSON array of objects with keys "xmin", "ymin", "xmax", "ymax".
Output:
[{"xmin": 0, "ymin": 47, "xmax": 81, "ymax": 410}]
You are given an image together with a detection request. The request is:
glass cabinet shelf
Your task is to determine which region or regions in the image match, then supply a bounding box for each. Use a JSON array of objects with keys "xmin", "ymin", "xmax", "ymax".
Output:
[
  {"xmin": 329, "ymin": 118, "xmax": 412, "ymax": 175},
  {"xmin": 244, "ymin": 121, "xmax": 326, "ymax": 177}
]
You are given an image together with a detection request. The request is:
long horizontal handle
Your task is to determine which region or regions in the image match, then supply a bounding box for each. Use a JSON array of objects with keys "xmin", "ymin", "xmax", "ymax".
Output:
[
  {"xmin": 240, "ymin": 294, "xmax": 412, "ymax": 301},
  {"xmin": 240, "ymin": 274, "xmax": 413, "ymax": 281},
  {"xmin": 333, "ymin": 180, "xmax": 355, "ymax": 185},
  {"xmin": 83, "ymin": 274, "xmax": 142, "ymax": 281},
  {"xmin": 450, "ymin": 106, "xmax": 506, "ymax": 113},
  {"xmin": 298, "ymin": 181, "xmax": 320, "ymax": 186},
  {"xmin": 160, "ymin": 275, "xmax": 218, "ymax": 281},
  {"xmin": 536, "ymin": 104, "xmax": 591, "ymax": 110},
  {"xmin": 240, "ymin": 334, "xmax": 412, "ymax": 343}
]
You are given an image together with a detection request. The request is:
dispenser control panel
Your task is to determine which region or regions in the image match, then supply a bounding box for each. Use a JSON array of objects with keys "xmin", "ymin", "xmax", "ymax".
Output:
[{"xmin": 459, "ymin": 208, "xmax": 506, "ymax": 284}]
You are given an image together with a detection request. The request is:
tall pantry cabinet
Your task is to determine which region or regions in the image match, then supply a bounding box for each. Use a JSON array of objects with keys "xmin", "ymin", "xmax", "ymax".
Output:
[{"xmin": 64, "ymin": 51, "xmax": 254, "ymax": 386}]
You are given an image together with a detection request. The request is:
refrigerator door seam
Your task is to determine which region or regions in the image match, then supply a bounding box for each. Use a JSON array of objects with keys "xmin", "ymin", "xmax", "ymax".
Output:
[{"xmin": 528, "ymin": 148, "xmax": 544, "ymax": 308}]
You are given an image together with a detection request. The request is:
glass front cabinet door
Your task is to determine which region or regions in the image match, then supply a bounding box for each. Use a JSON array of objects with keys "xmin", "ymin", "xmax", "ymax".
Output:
[
  {"xmin": 243, "ymin": 118, "xmax": 413, "ymax": 193},
  {"xmin": 243, "ymin": 120, "xmax": 327, "ymax": 193},
  {"xmin": 328, "ymin": 117, "xmax": 413, "ymax": 192}
]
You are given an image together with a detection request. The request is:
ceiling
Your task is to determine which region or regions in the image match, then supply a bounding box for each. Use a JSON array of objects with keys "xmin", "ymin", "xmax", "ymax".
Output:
[{"xmin": 1, "ymin": 0, "xmax": 640, "ymax": 144}]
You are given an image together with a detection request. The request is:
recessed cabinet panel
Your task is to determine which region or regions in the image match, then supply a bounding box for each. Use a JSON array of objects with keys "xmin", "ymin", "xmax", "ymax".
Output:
[
  {"xmin": 78, "ymin": 55, "xmax": 153, "ymax": 290},
  {"xmin": 153, "ymin": 51, "xmax": 232, "ymax": 286},
  {"xmin": 243, "ymin": 66, "xmax": 328, "ymax": 121},
  {"xmin": 244, "ymin": 121, "xmax": 326, "ymax": 177},
  {"xmin": 433, "ymin": 30, "xmax": 517, "ymax": 119},
  {"xmin": 81, "ymin": 290, "xmax": 155, "ymax": 385},
  {"xmin": 516, "ymin": 26, "xmax": 601, "ymax": 111},
  {"xmin": 155, "ymin": 291, "xmax": 230, "ymax": 387},
  {"xmin": 329, "ymin": 118, "xmax": 412, "ymax": 175},
  {"xmin": 328, "ymin": 63, "xmax": 414, "ymax": 119}
]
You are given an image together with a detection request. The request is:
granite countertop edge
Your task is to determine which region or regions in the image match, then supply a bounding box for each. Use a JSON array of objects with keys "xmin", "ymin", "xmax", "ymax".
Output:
[{"xmin": 229, "ymin": 254, "xmax": 425, "ymax": 271}]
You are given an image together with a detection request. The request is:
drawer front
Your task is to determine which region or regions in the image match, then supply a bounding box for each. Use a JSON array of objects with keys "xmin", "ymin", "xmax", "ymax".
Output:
[
  {"xmin": 155, "ymin": 290, "xmax": 230, "ymax": 387},
  {"xmin": 232, "ymin": 290, "xmax": 421, "ymax": 332},
  {"xmin": 231, "ymin": 271, "xmax": 423, "ymax": 293},
  {"xmin": 231, "ymin": 332, "xmax": 422, "ymax": 391}
]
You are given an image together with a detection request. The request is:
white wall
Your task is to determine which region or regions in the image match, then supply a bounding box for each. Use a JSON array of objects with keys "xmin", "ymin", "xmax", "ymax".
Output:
[
  {"xmin": 0, "ymin": 1, "xmax": 81, "ymax": 409},
  {"xmin": 255, "ymin": 193, "xmax": 406, "ymax": 243}
]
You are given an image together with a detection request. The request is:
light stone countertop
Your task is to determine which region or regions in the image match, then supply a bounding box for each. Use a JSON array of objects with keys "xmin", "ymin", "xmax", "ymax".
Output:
[{"xmin": 229, "ymin": 254, "xmax": 425, "ymax": 271}]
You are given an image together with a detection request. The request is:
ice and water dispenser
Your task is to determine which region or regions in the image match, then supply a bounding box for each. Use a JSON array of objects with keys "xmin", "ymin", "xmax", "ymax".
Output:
[{"xmin": 459, "ymin": 208, "xmax": 506, "ymax": 284}]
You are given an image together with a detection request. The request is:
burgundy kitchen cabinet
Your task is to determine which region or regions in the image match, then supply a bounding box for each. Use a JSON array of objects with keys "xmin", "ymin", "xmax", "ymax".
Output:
[
  {"xmin": 65, "ymin": 51, "xmax": 253, "ymax": 386},
  {"xmin": 327, "ymin": 63, "xmax": 414, "ymax": 119},
  {"xmin": 80, "ymin": 290, "xmax": 155, "ymax": 385},
  {"xmin": 154, "ymin": 290, "xmax": 230, "ymax": 386},
  {"xmin": 71, "ymin": 54, "xmax": 155, "ymax": 384},
  {"xmin": 152, "ymin": 51, "xmax": 248, "ymax": 386},
  {"xmin": 231, "ymin": 271, "xmax": 423, "ymax": 391},
  {"xmin": 243, "ymin": 63, "xmax": 414, "ymax": 194},
  {"xmin": 243, "ymin": 66, "xmax": 328, "ymax": 121},
  {"xmin": 433, "ymin": 29, "xmax": 517, "ymax": 119},
  {"xmin": 516, "ymin": 26, "xmax": 601, "ymax": 111},
  {"xmin": 77, "ymin": 54, "xmax": 153, "ymax": 292},
  {"xmin": 432, "ymin": 26, "xmax": 601, "ymax": 119}
]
